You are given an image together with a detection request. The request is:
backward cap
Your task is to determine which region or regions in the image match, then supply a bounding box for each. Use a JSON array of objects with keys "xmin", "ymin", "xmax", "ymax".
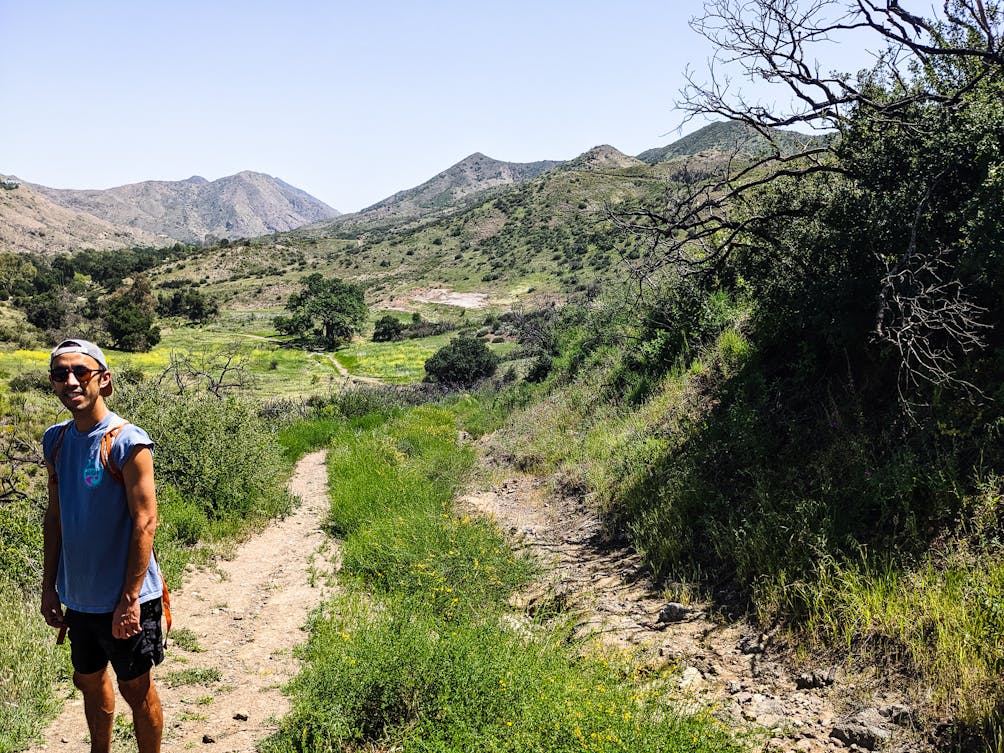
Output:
[{"xmin": 50, "ymin": 339, "xmax": 109, "ymax": 371}]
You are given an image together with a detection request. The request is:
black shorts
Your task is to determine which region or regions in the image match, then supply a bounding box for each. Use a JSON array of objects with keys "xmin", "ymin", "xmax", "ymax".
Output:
[{"xmin": 65, "ymin": 598, "xmax": 165, "ymax": 681}]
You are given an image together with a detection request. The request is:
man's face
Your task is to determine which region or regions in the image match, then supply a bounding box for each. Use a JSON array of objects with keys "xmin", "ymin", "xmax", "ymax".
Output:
[{"xmin": 49, "ymin": 353, "xmax": 109, "ymax": 414}]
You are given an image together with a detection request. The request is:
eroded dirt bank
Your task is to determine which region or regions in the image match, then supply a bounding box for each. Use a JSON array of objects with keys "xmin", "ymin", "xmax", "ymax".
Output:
[{"xmin": 460, "ymin": 444, "xmax": 927, "ymax": 753}]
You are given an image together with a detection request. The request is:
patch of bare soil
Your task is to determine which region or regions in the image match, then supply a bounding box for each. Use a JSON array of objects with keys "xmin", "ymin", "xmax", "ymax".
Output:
[
  {"xmin": 410, "ymin": 288, "xmax": 489, "ymax": 309},
  {"xmin": 460, "ymin": 448, "xmax": 929, "ymax": 753},
  {"xmin": 28, "ymin": 450, "xmax": 335, "ymax": 753}
]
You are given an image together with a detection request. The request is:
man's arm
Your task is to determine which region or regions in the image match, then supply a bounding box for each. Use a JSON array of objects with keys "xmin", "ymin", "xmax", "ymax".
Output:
[
  {"xmin": 41, "ymin": 460, "xmax": 64, "ymax": 628},
  {"xmin": 113, "ymin": 445, "xmax": 158, "ymax": 640}
]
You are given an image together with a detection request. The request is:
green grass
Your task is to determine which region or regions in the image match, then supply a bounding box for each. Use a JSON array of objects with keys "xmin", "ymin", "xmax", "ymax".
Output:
[
  {"xmin": 336, "ymin": 334, "xmax": 455, "ymax": 382},
  {"xmin": 276, "ymin": 418, "xmax": 346, "ymax": 461},
  {"xmin": 0, "ymin": 328, "xmax": 338, "ymax": 399},
  {"xmin": 0, "ymin": 580, "xmax": 67, "ymax": 753},
  {"xmin": 337, "ymin": 334, "xmax": 516, "ymax": 383},
  {"xmin": 169, "ymin": 627, "xmax": 204, "ymax": 653},
  {"xmin": 164, "ymin": 667, "xmax": 222, "ymax": 688},
  {"xmin": 782, "ymin": 536, "xmax": 1004, "ymax": 728},
  {"xmin": 263, "ymin": 403, "xmax": 744, "ymax": 753}
]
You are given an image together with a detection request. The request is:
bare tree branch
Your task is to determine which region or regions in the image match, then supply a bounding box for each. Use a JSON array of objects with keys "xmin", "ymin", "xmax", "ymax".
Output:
[{"xmin": 156, "ymin": 344, "xmax": 256, "ymax": 398}]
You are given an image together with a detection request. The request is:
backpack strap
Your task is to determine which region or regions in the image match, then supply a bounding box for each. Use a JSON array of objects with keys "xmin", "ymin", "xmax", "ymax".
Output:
[
  {"xmin": 50, "ymin": 419, "xmax": 128, "ymax": 482},
  {"xmin": 100, "ymin": 421, "xmax": 129, "ymax": 484},
  {"xmin": 49, "ymin": 422, "xmax": 72, "ymax": 469}
]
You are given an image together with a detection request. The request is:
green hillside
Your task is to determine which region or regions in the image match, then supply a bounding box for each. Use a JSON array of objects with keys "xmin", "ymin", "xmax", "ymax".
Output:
[
  {"xmin": 637, "ymin": 120, "xmax": 829, "ymax": 164},
  {"xmin": 143, "ymin": 147, "xmax": 687, "ymax": 313}
]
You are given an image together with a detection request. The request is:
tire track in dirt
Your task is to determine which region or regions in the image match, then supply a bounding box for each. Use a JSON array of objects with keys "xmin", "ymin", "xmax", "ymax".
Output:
[{"xmin": 29, "ymin": 450, "xmax": 335, "ymax": 753}]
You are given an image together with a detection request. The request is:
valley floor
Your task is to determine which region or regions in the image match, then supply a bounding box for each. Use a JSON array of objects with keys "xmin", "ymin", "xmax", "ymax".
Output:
[{"xmin": 25, "ymin": 433, "xmax": 926, "ymax": 753}]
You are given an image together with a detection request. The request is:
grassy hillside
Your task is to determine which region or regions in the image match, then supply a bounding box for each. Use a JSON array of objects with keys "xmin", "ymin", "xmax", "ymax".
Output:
[{"xmin": 144, "ymin": 154, "xmax": 689, "ymax": 316}]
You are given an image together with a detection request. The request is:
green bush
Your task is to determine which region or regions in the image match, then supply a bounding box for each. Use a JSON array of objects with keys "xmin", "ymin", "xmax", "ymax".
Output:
[
  {"xmin": 0, "ymin": 578, "xmax": 66, "ymax": 753},
  {"xmin": 424, "ymin": 336, "xmax": 499, "ymax": 386},
  {"xmin": 371, "ymin": 315, "xmax": 403, "ymax": 342},
  {"xmin": 110, "ymin": 388, "xmax": 293, "ymax": 583},
  {"xmin": 8, "ymin": 370, "xmax": 51, "ymax": 394},
  {"xmin": 0, "ymin": 497, "xmax": 44, "ymax": 591}
]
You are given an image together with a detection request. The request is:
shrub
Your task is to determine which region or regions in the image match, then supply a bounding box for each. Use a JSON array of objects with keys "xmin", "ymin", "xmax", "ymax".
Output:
[
  {"xmin": 372, "ymin": 315, "xmax": 403, "ymax": 342},
  {"xmin": 424, "ymin": 337, "xmax": 499, "ymax": 386},
  {"xmin": 8, "ymin": 370, "xmax": 50, "ymax": 394},
  {"xmin": 111, "ymin": 388, "xmax": 292, "ymax": 582}
]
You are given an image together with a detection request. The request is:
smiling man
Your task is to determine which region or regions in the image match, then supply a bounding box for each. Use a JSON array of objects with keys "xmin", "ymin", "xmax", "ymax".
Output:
[{"xmin": 40, "ymin": 338, "xmax": 165, "ymax": 753}]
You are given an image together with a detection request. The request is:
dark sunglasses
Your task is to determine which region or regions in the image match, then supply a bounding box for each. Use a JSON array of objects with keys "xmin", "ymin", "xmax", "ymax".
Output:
[{"xmin": 49, "ymin": 365, "xmax": 105, "ymax": 383}]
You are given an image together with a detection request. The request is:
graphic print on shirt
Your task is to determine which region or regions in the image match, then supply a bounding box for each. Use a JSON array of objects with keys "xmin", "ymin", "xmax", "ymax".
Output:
[{"xmin": 82, "ymin": 454, "xmax": 103, "ymax": 487}]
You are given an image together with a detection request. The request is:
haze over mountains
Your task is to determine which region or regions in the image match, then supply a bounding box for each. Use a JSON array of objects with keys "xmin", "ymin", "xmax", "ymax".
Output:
[{"xmin": 0, "ymin": 122, "xmax": 822, "ymax": 255}]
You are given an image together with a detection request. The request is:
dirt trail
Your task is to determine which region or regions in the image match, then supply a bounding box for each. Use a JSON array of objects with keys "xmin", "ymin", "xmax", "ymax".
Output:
[
  {"xmin": 29, "ymin": 450, "xmax": 335, "ymax": 753},
  {"xmin": 461, "ymin": 449, "xmax": 924, "ymax": 753},
  {"xmin": 318, "ymin": 352, "xmax": 383, "ymax": 386}
]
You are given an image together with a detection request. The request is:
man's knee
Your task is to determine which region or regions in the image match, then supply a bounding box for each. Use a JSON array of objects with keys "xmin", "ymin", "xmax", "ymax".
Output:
[
  {"xmin": 118, "ymin": 670, "xmax": 158, "ymax": 708},
  {"xmin": 73, "ymin": 667, "xmax": 110, "ymax": 695}
]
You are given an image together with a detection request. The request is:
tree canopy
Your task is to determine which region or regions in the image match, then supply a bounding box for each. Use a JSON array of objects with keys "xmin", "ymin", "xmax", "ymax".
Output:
[
  {"xmin": 274, "ymin": 273, "xmax": 367, "ymax": 349},
  {"xmin": 424, "ymin": 336, "xmax": 499, "ymax": 386}
]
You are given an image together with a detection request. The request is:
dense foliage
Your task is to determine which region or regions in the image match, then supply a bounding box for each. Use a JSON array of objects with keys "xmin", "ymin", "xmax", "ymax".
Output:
[
  {"xmin": 274, "ymin": 273, "xmax": 367, "ymax": 349},
  {"xmin": 423, "ymin": 336, "xmax": 499, "ymax": 386},
  {"xmin": 0, "ymin": 245, "xmax": 199, "ymax": 350}
]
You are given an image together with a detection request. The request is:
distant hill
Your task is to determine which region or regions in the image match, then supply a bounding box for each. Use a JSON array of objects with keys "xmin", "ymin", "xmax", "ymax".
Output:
[
  {"xmin": 29, "ymin": 171, "xmax": 340, "ymax": 245},
  {"xmin": 165, "ymin": 143, "xmax": 675, "ymax": 312},
  {"xmin": 0, "ymin": 179, "xmax": 168, "ymax": 255},
  {"xmin": 637, "ymin": 121, "xmax": 829, "ymax": 164},
  {"xmin": 321, "ymin": 153, "xmax": 561, "ymax": 233},
  {"xmin": 559, "ymin": 145, "xmax": 645, "ymax": 172}
]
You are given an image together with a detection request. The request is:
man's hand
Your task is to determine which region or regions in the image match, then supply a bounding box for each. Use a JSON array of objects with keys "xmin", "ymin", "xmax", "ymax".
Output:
[
  {"xmin": 113, "ymin": 597, "xmax": 142, "ymax": 639},
  {"xmin": 41, "ymin": 587, "xmax": 65, "ymax": 629},
  {"xmin": 112, "ymin": 598, "xmax": 142, "ymax": 638}
]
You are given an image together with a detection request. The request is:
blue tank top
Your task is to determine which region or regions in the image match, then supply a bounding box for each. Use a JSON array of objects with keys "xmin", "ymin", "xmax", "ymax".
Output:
[{"xmin": 43, "ymin": 412, "xmax": 163, "ymax": 613}]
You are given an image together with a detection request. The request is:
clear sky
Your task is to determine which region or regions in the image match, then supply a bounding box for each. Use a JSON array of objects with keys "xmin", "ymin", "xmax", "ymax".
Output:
[{"xmin": 0, "ymin": 1, "xmax": 877, "ymax": 212}]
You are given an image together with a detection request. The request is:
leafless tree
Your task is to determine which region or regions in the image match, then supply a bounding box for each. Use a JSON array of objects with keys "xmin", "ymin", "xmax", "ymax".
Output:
[
  {"xmin": 615, "ymin": 0, "xmax": 1002, "ymax": 401},
  {"xmin": 156, "ymin": 344, "xmax": 256, "ymax": 398}
]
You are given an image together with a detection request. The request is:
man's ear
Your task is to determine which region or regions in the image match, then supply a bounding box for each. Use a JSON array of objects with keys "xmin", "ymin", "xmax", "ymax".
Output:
[{"xmin": 99, "ymin": 370, "xmax": 113, "ymax": 397}]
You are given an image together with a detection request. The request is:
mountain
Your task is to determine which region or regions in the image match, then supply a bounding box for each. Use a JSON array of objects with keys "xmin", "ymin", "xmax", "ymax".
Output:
[
  {"xmin": 637, "ymin": 121, "xmax": 829, "ymax": 164},
  {"xmin": 167, "ymin": 143, "xmax": 673, "ymax": 312},
  {"xmin": 559, "ymin": 145, "xmax": 645, "ymax": 172},
  {"xmin": 29, "ymin": 171, "xmax": 340, "ymax": 245},
  {"xmin": 322, "ymin": 153, "xmax": 561, "ymax": 233},
  {"xmin": 0, "ymin": 179, "xmax": 168, "ymax": 255}
]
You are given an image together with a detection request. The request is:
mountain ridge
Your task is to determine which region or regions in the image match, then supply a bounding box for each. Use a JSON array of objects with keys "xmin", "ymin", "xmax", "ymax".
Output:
[
  {"xmin": 27, "ymin": 171, "xmax": 340, "ymax": 245},
  {"xmin": 0, "ymin": 180, "xmax": 169, "ymax": 255}
]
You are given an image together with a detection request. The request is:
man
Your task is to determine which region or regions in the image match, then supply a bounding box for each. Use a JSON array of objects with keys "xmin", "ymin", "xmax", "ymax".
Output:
[{"xmin": 40, "ymin": 338, "xmax": 164, "ymax": 753}]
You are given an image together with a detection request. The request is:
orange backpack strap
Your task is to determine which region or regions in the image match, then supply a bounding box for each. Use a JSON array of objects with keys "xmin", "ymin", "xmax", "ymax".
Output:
[
  {"xmin": 49, "ymin": 422, "xmax": 72, "ymax": 468},
  {"xmin": 158, "ymin": 558, "xmax": 172, "ymax": 633},
  {"xmin": 100, "ymin": 421, "xmax": 129, "ymax": 484}
]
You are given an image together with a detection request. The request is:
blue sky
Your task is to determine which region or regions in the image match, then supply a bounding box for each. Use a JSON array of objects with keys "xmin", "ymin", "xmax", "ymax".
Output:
[{"xmin": 0, "ymin": 1, "xmax": 877, "ymax": 212}]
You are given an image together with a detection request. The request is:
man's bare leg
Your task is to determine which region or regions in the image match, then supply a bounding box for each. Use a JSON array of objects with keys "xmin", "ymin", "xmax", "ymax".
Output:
[
  {"xmin": 118, "ymin": 671, "xmax": 163, "ymax": 753},
  {"xmin": 73, "ymin": 669, "xmax": 114, "ymax": 753}
]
